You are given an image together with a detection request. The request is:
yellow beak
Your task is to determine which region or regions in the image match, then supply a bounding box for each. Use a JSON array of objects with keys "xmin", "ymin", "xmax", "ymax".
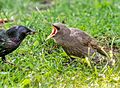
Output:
[
  {"xmin": 45, "ymin": 34, "xmax": 53, "ymax": 41},
  {"xmin": 46, "ymin": 26, "xmax": 58, "ymax": 41}
]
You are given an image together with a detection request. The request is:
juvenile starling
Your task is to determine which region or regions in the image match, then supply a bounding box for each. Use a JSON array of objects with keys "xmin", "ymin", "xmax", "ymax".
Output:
[
  {"xmin": 0, "ymin": 26, "xmax": 35, "ymax": 63},
  {"xmin": 46, "ymin": 23, "xmax": 107, "ymax": 63}
]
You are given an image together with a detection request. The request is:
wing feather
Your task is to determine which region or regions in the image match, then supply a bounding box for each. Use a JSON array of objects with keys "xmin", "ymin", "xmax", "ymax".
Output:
[
  {"xmin": 69, "ymin": 28, "xmax": 107, "ymax": 56},
  {"xmin": 0, "ymin": 30, "xmax": 15, "ymax": 55}
]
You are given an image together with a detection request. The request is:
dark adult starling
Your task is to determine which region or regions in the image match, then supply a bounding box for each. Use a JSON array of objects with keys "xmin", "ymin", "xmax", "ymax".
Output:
[
  {"xmin": 0, "ymin": 26, "xmax": 35, "ymax": 63},
  {"xmin": 46, "ymin": 23, "xmax": 107, "ymax": 63}
]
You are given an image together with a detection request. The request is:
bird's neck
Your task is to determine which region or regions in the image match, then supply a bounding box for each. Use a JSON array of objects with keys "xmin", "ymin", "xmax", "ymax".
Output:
[
  {"xmin": 54, "ymin": 35, "xmax": 71, "ymax": 47},
  {"xmin": 10, "ymin": 37, "xmax": 23, "ymax": 44}
]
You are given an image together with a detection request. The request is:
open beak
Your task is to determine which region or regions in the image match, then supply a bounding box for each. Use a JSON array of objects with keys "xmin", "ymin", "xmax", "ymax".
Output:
[
  {"xmin": 27, "ymin": 29, "xmax": 36, "ymax": 35},
  {"xmin": 46, "ymin": 25, "xmax": 58, "ymax": 41}
]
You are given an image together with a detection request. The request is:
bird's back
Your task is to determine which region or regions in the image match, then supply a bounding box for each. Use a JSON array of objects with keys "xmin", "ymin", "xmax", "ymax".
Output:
[
  {"xmin": 0, "ymin": 29, "xmax": 7, "ymax": 39},
  {"xmin": 0, "ymin": 29, "xmax": 8, "ymax": 48},
  {"xmin": 0, "ymin": 29, "xmax": 17, "ymax": 56},
  {"xmin": 62, "ymin": 28, "xmax": 107, "ymax": 59}
]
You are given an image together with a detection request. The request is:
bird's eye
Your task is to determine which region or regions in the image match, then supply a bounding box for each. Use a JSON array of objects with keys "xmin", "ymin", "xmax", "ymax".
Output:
[
  {"xmin": 21, "ymin": 31, "xmax": 26, "ymax": 35},
  {"xmin": 54, "ymin": 25, "xmax": 60, "ymax": 30},
  {"xmin": 56, "ymin": 26, "xmax": 60, "ymax": 30},
  {"xmin": 57, "ymin": 27, "xmax": 60, "ymax": 30}
]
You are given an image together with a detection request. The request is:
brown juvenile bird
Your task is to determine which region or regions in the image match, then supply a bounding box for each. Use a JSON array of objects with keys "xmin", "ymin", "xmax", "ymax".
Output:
[{"xmin": 46, "ymin": 23, "xmax": 107, "ymax": 63}]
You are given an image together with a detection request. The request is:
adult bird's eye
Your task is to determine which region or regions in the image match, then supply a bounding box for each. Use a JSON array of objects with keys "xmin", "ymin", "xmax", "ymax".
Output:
[{"xmin": 21, "ymin": 31, "xmax": 26, "ymax": 35}]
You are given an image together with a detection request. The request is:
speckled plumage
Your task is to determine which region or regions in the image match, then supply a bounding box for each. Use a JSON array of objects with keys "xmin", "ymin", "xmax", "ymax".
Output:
[{"xmin": 48, "ymin": 23, "xmax": 107, "ymax": 62}]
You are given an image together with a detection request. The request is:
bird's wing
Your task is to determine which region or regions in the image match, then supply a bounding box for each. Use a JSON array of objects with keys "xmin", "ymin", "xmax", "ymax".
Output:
[
  {"xmin": 69, "ymin": 28, "xmax": 96, "ymax": 45},
  {"xmin": 70, "ymin": 28, "xmax": 107, "ymax": 56},
  {"xmin": 0, "ymin": 30, "xmax": 7, "ymax": 50},
  {"xmin": 0, "ymin": 30, "xmax": 15, "ymax": 52}
]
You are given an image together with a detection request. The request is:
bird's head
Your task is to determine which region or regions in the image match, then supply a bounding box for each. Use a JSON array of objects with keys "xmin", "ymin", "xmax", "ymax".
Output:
[
  {"xmin": 7, "ymin": 26, "xmax": 35, "ymax": 41},
  {"xmin": 46, "ymin": 23, "xmax": 70, "ymax": 41}
]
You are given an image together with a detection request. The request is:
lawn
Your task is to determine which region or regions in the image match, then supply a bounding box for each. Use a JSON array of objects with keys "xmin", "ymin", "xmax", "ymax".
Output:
[{"xmin": 0, "ymin": 0, "xmax": 120, "ymax": 87}]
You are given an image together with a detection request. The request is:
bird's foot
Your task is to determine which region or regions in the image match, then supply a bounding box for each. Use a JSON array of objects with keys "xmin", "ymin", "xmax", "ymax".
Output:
[
  {"xmin": 62, "ymin": 57, "xmax": 76, "ymax": 66},
  {"xmin": 4, "ymin": 60, "xmax": 16, "ymax": 66},
  {"xmin": 2, "ymin": 56, "xmax": 6, "ymax": 63},
  {"xmin": 1, "ymin": 56, "xmax": 16, "ymax": 66}
]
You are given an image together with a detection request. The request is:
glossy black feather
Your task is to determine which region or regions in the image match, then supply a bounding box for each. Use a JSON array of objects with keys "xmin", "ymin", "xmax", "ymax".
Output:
[{"xmin": 0, "ymin": 26, "xmax": 35, "ymax": 62}]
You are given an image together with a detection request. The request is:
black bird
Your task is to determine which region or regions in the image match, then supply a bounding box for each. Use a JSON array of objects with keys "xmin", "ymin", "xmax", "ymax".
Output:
[{"xmin": 0, "ymin": 26, "xmax": 35, "ymax": 63}]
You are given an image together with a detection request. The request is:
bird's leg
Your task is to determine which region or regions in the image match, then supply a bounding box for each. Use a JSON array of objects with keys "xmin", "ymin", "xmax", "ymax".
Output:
[
  {"xmin": 63, "ymin": 57, "xmax": 76, "ymax": 66},
  {"xmin": 67, "ymin": 57, "xmax": 77, "ymax": 65},
  {"xmin": 2, "ymin": 56, "xmax": 6, "ymax": 63},
  {"xmin": 70, "ymin": 57, "xmax": 76, "ymax": 62},
  {"xmin": 2, "ymin": 56, "xmax": 16, "ymax": 66}
]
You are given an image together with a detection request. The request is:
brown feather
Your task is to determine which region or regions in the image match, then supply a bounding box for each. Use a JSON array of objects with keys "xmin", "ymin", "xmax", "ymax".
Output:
[{"xmin": 48, "ymin": 23, "xmax": 108, "ymax": 62}]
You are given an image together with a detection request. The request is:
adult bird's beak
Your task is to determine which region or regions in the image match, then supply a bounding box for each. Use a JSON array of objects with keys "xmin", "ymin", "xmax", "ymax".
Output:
[
  {"xmin": 46, "ymin": 25, "xmax": 58, "ymax": 41},
  {"xmin": 27, "ymin": 29, "xmax": 36, "ymax": 35}
]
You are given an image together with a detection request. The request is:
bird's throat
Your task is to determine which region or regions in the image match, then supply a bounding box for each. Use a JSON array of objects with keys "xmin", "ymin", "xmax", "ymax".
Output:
[
  {"xmin": 10, "ymin": 38, "xmax": 21, "ymax": 44},
  {"xmin": 51, "ymin": 27, "xmax": 58, "ymax": 36}
]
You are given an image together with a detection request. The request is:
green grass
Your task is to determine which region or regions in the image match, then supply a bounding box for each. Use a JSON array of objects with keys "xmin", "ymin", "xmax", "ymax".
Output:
[{"xmin": 0, "ymin": 0, "xmax": 120, "ymax": 87}]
